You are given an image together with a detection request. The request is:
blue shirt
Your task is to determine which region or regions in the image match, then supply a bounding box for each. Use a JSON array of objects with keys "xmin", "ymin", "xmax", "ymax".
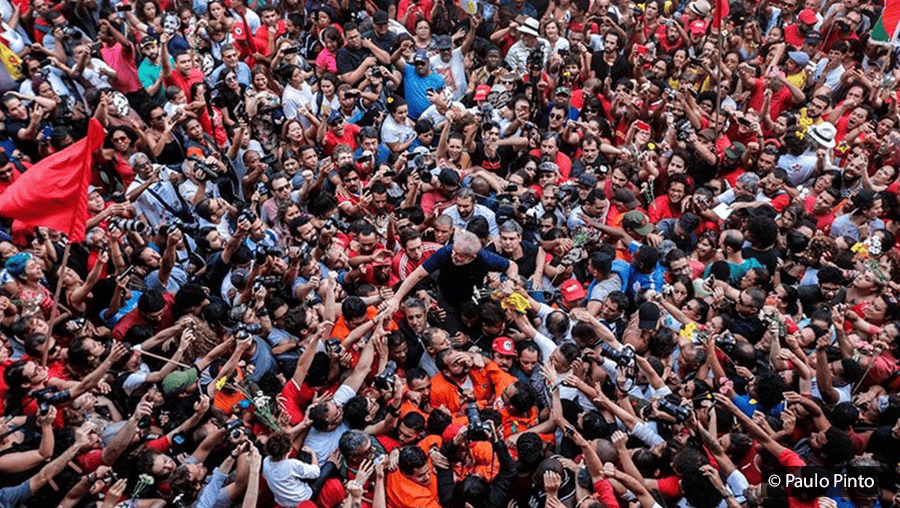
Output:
[
  {"xmin": 733, "ymin": 394, "xmax": 783, "ymax": 418},
  {"xmin": 403, "ymin": 64, "xmax": 445, "ymax": 121},
  {"xmin": 353, "ymin": 144, "xmax": 391, "ymax": 167}
]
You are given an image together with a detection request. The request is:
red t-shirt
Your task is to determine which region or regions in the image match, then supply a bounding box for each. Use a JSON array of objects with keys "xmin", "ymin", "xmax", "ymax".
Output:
[
  {"xmin": 324, "ymin": 123, "xmax": 361, "ymax": 156},
  {"xmin": 112, "ymin": 293, "xmax": 176, "ymax": 341},
  {"xmin": 164, "ymin": 68, "xmax": 206, "ymax": 99}
]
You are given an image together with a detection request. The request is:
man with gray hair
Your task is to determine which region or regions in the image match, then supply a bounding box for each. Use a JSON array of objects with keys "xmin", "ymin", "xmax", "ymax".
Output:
[
  {"xmin": 125, "ymin": 152, "xmax": 185, "ymax": 229},
  {"xmin": 385, "ymin": 230, "xmax": 518, "ymax": 331},
  {"xmin": 715, "ymin": 172, "xmax": 767, "ymax": 205},
  {"xmin": 487, "ymin": 220, "xmax": 543, "ymax": 282}
]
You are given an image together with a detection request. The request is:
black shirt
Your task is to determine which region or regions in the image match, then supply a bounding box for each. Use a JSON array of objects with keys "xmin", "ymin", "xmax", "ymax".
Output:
[
  {"xmin": 422, "ymin": 245, "xmax": 511, "ymax": 308},
  {"xmin": 5, "ymin": 118, "xmax": 43, "ymax": 161},
  {"xmin": 590, "ymin": 53, "xmax": 629, "ymax": 84},
  {"xmin": 336, "ymin": 46, "xmax": 373, "ymax": 84},
  {"xmin": 486, "ymin": 240, "xmax": 539, "ymax": 279},
  {"xmin": 742, "ymin": 246, "xmax": 780, "ymax": 275},
  {"xmin": 361, "ymin": 29, "xmax": 398, "ymax": 54}
]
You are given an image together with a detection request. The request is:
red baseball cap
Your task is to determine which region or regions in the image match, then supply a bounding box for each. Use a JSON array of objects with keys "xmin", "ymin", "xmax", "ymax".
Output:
[
  {"xmin": 560, "ymin": 280, "xmax": 587, "ymax": 303},
  {"xmin": 442, "ymin": 423, "xmax": 463, "ymax": 443},
  {"xmin": 474, "ymin": 85, "xmax": 491, "ymax": 101},
  {"xmin": 798, "ymin": 9, "xmax": 817, "ymax": 24},
  {"xmin": 492, "ymin": 337, "xmax": 517, "ymax": 357},
  {"xmin": 689, "ymin": 19, "xmax": 708, "ymax": 34}
]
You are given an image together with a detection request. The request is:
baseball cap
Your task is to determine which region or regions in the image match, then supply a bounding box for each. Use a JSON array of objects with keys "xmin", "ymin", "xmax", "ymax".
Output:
[
  {"xmin": 438, "ymin": 167, "xmax": 460, "ymax": 187},
  {"xmin": 435, "ymin": 35, "xmax": 452, "ymax": 50},
  {"xmin": 560, "ymin": 279, "xmax": 587, "ymax": 303},
  {"xmin": 162, "ymin": 366, "xmax": 199, "ymax": 396},
  {"xmin": 140, "ymin": 34, "xmax": 160, "ymax": 46},
  {"xmin": 413, "ymin": 50, "xmax": 429, "ymax": 64},
  {"xmin": 788, "ymin": 50, "xmax": 810, "ymax": 67},
  {"xmin": 230, "ymin": 269, "xmax": 250, "ymax": 289},
  {"xmin": 798, "ymin": 9, "xmax": 817, "ymax": 24},
  {"xmin": 724, "ymin": 142, "xmax": 746, "ymax": 159},
  {"xmin": 442, "ymin": 423, "xmax": 463, "ymax": 443},
  {"xmin": 689, "ymin": 19, "xmax": 708, "ymax": 34},
  {"xmin": 538, "ymin": 161, "xmax": 560, "ymax": 174},
  {"xmin": 492, "ymin": 337, "xmax": 517, "ymax": 356},
  {"xmin": 474, "ymin": 85, "xmax": 491, "ymax": 101},
  {"xmin": 577, "ymin": 172, "xmax": 598, "ymax": 188},
  {"xmin": 622, "ymin": 210, "xmax": 653, "ymax": 236},
  {"xmin": 698, "ymin": 128, "xmax": 717, "ymax": 141},
  {"xmin": 638, "ymin": 302, "xmax": 660, "ymax": 330},
  {"xmin": 804, "ymin": 31, "xmax": 822, "ymax": 45},
  {"xmin": 555, "ymin": 86, "xmax": 571, "ymax": 97},
  {"xmin": 328, "ymin": 111, "xmax": 343, "ymax": 125},
  {"xmin": 373, "ymin": 10, "xmax": 389, "ymax": 24}
]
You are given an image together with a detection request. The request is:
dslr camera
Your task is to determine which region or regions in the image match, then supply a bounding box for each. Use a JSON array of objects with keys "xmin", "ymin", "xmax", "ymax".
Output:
[
  {"xmin": 465, "ymin": 403, "xmax": 492, "ymax": 441},
  {"xmin": 600, "ymin": 343, "xmax": 635, "ymax": 367},
  {"xmin": 657, "ymin": 398, "xmax": 691, "ymax": 423},
  {"xmin": 374, "ymin": 361, "xmax": 398, "ymax": 390}
]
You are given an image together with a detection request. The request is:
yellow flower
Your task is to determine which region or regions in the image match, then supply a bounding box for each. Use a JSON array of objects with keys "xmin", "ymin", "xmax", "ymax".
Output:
[
  {"xmin": 680, "ymin": 322, "xmax": 698, "ymax": 340},
  {"xmin": 215, "ymin": 376, "xmax": 228, "ymax": 391}
]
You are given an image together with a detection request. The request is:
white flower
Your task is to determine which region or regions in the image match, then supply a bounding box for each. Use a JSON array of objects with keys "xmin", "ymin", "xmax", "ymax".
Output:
[{"xmin": 866, "ymin": 236, "xmax": 883, "ymax": 256}]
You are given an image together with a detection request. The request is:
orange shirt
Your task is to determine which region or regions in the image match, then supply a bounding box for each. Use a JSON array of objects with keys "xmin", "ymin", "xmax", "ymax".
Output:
[
  {"xmin": 500, "ymin": 406, "xmax": 538, "ymax": 437},
  {"xmin": 430, "ymin": 361, "xmax": 516, "ymax": 415},
  {"xmin": 454, "ymin": 442, "xmax": 501, "ymax": 482},
  {"xmin": 386, "ymin": 462, "xmax": 440, "ymax": 508},
  {"xmin": 333, "ymin": 306, "xmax": 398, "ymax": 342}
]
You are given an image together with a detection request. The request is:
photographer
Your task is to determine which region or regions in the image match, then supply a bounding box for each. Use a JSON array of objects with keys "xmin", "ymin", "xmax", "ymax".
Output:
[{"xmin": 435, "ymin": 417, "xmax": 517, "ymax": 508}]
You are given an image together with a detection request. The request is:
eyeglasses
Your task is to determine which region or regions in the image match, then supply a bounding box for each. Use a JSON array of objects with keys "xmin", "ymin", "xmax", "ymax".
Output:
[
  {"xmin": 273, "ymin": 185, "xmax": 291, "ymax": 192},
  {"xmin": 225, "ymin": 75, "xmax": 237, "ymax": 82},
  {"xmin": 549, "ymin": 113, "xmax": 564, "ymax": 120},
  {"xmin": 112, "ymin": 136, "xmax": 129, "ymax": 143},
  {"xmin": 502, "ymin": 80, "xmax": 516, "ymax": 85},
  {"xmin": 152, "ymin": 113, "xmax": 167, "ymax": 121}
]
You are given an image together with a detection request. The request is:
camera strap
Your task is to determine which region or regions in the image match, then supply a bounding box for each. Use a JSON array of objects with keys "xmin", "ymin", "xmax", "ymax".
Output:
[{"xmin": 145, "ymin": 184, "xmax": 194, "ymax": 224}]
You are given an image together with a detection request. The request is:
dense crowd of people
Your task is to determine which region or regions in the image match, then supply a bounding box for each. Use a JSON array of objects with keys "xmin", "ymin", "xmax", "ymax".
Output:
[{"xmin": 0, "ymin": 0, "xmax": 900, "ymax": 507}]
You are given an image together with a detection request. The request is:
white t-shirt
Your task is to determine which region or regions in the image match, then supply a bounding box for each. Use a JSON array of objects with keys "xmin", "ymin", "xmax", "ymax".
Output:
[
  {"xmin": 430, "ymin": 48, "xmax": 466, "ymax": 101},
  {"xmin": 380, "ymin": 114, "xmax": 415, "ymax": 145},
  {"xmin": 282, "ymin": 83, "xmax": 314, "ymax": 122}
]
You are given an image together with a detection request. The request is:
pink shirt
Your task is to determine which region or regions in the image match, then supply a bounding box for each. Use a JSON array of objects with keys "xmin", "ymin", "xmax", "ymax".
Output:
[{"xmin": 101, "ymin": 42, "xmax": 142, "ymax": 94}]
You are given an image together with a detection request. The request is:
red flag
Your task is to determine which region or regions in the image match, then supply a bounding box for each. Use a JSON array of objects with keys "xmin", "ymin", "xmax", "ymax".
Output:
[{"xmin": 0, "ymin": 118, "xmax": 105, "ymax": 242}]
